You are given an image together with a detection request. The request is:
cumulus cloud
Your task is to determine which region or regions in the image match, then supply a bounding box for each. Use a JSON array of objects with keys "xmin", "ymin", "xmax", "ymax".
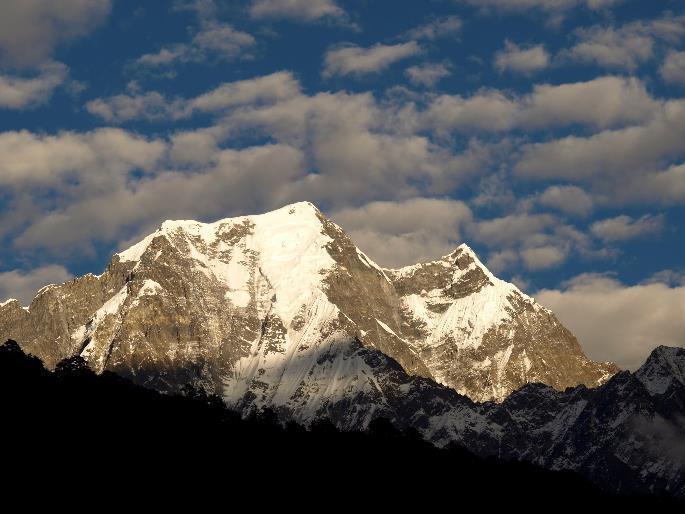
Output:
[
  {"xmin": 590, "ymin": 214, "xmax": 664, "ymax": 242},
  {"xmin": 471, "ymin": 209, "xmax": 606, "ymax": 273},
  {"xmin": 0, "ymin": 62, "xmax": 68, "ymax": 109},
  {"xmin": 14, "ymin": 144, "xmax": 306, "ymax": 251},
  {"xmin": 218, "ymin": 90, "xmax": 492, "ymax": 204},
  {"xmin": 0, "ymin": 128, "xmax": 165, "ymax": 188},
  {"xmin": 86, "ymin": 71, "xmax": 300, "ymax": 123},
  {"xmin": 423, "ymin": 76, "xmax": 658, "ymax": 134},
  {"xmin": 136, "ymin": 22, "xmax": 255, "ymax": 67},
  {"xmin": 514, "ymin": 99, "xmax": 685, "ymax": 191},
  {"xmin": 405, "ymin": 16, "xmax": 463, "ymax": 40},
  {"xmin": 538, "ymin": 185, "xmax": 594, "ymax": 217},
  {"xmin": 458, "ymin": 0, "xmax": 623, "ymax": 16},
  {"xmin": 537, "ymin": 273, "xmax": 685, "ymax": 369},
  {"xmin": 169, "ymin": 130, "xmax": 220, "ymax": 166},
  {"xmin": 249, "ymin": 0, "xmax": 347, "ymax": 22},
  {"xmin": 0, "ymin": 0, "xmax": 112, "ymax": 67},
  {"xmin": 3, "ymin": 72, "xmax": 497, "ymax": 255},
  {"xmin": 561, "ymin": 16, "xmax": 685, "ymax": 70},
  {"xmin": 86, "ymin": 91, "xmax": 187, "ymax": 123},
  {"xmin": 616, "ymin": 162, "xmax": 685, "ymax": 205},
  {"xmin": 323, "ymin": 42, "xmax": 421, "ymax": 78},
  {"xmin": 462, "ymin": 0, "xmax": 622, "ymax": 11},
  {"xmin": 331, "ymin": 198, "xmax": 473, "ymax": 267},
  {"xmin": 661, "ymin": 51, "xmax": 685, "ymax": 86},
  {"xmin": 190, "ymin": 71, "xmax": 301, "ymax": 111},
  {"xmin": 473, "ymin": 213, "xmax": 556, "ymax": 247},
  {"xmin": 494, "ymin": 40, "xmax": 550, "ymax": 75},
  {"xmin": 405, "ymin": 63, "xmax": 451, "ymax": 87},
  {"xmin": 0, "ymin": 265, "xmax": 73, "ymax": 306},
  {"xmin": 520, "ymin": 245, "xmax": 567, "ymax": 270}
]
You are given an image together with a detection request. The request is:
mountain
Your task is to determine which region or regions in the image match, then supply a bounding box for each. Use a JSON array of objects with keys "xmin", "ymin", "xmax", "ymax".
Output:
[
  {"xmin": 387, "ymin": 249, "xmax": 616, "ymax": 401},
  {"xmin": 0, "ymin": 202, "xmax": 613, "ymax": 406},
  {"xmin": 2, "ymin": 341, "xmax": 680, "ymax": 508},
  {"xmin": 1, "ymin": 202, "xmax": 683, "ymax": 496}
]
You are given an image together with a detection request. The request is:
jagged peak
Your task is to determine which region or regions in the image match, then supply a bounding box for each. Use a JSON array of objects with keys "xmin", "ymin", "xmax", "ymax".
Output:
[
  {"xmin": 645, "ymin": 345, "xmax": 685, "ymax": 362},
  {"xmin": 117, "ymin": 201, "xmax": 325, "ymax": 264},
  {"xmin": 386, "ymin": 242, "xmax": 498, "ymax": 282},
  {"xmin": 156, "ymin": 201, "xmax": 322, "ymax": 236},
  {"xmin": 635, "ymin": 345, "xmax": 685, "ymax": 395}
]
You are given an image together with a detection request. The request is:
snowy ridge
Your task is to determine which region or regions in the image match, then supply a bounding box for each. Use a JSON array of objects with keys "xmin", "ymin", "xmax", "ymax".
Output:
[
  {"xmin": 392, "ymin": 244, "xmax": 540, "ymax": 352},
  {"xmin": 8, "ymin": 200, "xmax": 616, "ymax": 411},
  {"xmin": 117, "ymin": 201, "xmax": 336, "ymax": 324},
  {"xmin": 635, "ymin": 346, "xmax": 685, "ymax": 395},
  {"xmin": 0, "ymin": 202, "xmax": 682, "ymax": 497},
  {"xmin": 77, "ymin": 285, "xmax": 128, "ymax": 372}
]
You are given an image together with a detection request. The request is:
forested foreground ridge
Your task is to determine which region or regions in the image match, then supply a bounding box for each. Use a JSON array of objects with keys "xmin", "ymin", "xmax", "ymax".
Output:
[{"xmin": 0, "ymin": 339, "xmax": 681, "ymax": 508}]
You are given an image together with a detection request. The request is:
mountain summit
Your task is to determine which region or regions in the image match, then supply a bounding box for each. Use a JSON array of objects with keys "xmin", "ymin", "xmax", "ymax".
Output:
[
  {"xmin": 5, "ymin": 203, "xmax": 685, "ymax": 497},
  {"xmin": 1, "ymin": 201, "xmax": 615, "ymax": 410}
]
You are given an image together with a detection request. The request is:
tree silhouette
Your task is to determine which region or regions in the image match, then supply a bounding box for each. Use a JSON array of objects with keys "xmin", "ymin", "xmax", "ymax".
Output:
[{"xmin": 0, "ymin": 339, "xmax": 681, "ymax": 508}]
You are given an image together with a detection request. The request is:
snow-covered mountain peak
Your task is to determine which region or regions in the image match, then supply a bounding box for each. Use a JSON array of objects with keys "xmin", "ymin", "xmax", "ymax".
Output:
[
  {"xmin": 115, "ymin": 201, "xmax": 339, "ymax": 326},
  {"xmin": 117, "ymin": 201, "xmax": 325, "ymax": 264},
  {"xmin": 635, "ymin": 345, "xmax": 685, "ymax": 395},
  {"xmin": 2, "ymin": 201, "xmax": 616, "ymax": 406}
]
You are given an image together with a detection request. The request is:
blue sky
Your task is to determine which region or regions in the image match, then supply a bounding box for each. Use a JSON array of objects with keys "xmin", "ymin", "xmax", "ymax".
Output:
[{"xmin": 1, "ymin": 0, "xmax": 684, "ymax": 368}]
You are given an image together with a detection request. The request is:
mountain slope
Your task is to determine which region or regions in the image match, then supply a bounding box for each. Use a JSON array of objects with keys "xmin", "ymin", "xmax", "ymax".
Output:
[
  {"xmin": 386, "ymin": 247, "xmax": 617, "ymax": 401},
  {"xmin": 1, "ymin": 202, "xmax": 684, "ymax": 496},
  {"xmin": 0, "ymin": 202, "xmax": 614, "ymax": 412},
  {"xmin": 6, "ymin": 340, "xmax": 680, "ymax": 508}
]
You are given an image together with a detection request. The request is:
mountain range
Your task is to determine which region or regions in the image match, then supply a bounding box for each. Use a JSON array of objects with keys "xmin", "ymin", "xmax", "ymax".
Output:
[{"xmin": 1, "ymin": 201, "xmax": 682, "ymax": 497}]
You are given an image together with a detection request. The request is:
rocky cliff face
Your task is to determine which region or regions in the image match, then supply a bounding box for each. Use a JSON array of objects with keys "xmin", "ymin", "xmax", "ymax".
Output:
[
  {"xmin": 2, "ymin": 202, "xmax": 683, "ymax": 496},
  {"xmin": 387, "ymin": 248, "xmax": 617, "ymax": 401},
  {"xmin": 0, "ymin": 202, "xmax": 614, "ymax": 409}
]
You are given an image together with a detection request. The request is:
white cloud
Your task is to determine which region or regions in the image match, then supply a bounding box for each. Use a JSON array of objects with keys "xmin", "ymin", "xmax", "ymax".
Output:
[
  {"xmin": 249, "ymin": 0, "xmax": 346, "ymax": 22},
  {"xmin": 520, "ymin": 245, "xmax": 567, "ymax": 270},
  {"xmin": 331, "ymin": 198, "xmax": 473, "ymax": 267},
  {"xmin": 424, "ymin": 90, "xmax": 520, "ymax": 133},
  {"xmin": 323, "ymin": 42, "xmax": 421, "ymax": 78},
  {"xmin": 0, "ymin": 62, "xmax": 68, "ymax": 109},
  {"xmin": 494, "ymin": 40, "xmax": 550, "ymax": 75},
  {"xmin": 514, "ymin": 99, "xmax": 685, "ymax": 186},
  {"xmin": 0, "ymin": 0, "xmax": 112, "ymax": 67},
  {"xmin": 86, "ymin": 71, "xmax": 300, "ymax": 123},
  {"xmin": 486, "ymin": 249, "xmax": 519, "ymax": 274},
  {"xmin": 537, "ymin": 273, "xmax": 685, "ymax": 369},
  {"xmin": 661, "ymin": 51, "xmax": 685, "ymax": 86},
  {"xmin": 405, "ymin": 63, "xmax": 451, "ymax": 87},
  {"xmin": 563, "ymin": 26, "xmax": 653, "ymax": 70},
  {"xmin": 2, "ymin": 73, "xmax": 496, "ymax": 254},
  {"xmin": 617, "ymin": 162, "xmax": 685, "ymax": 205},
  {"xmin": 136, "ymin": 22, "xmax": 255, "ymax": 67},
  {"xmin": 538, "ymin": 185, "xmax": 594, "ymax": 217},
  {"xmin": 12, "ymin": 143, "xmax": 306, "ymax": 251},
  {"xmin": 458, "ymin": 0, "xmax": 623, "ymax": 14},
  {"xmin": 423, "ymin": 76, "xmax": 658, "ymax": 134},
  {"xmin": 86, "ymin": 92, "xmax": 187, "ymax": 123},
  {"xmin": 191, "ymin": 22, "xmax": 256, "ymax": 57},
  {"xmin": 471, "ymin": 209, "xmax": 607, "ymax": 273},
  {"xmin": 519, "ymin": 76, "xmax": 658, "ymax": 129},
  {"xmin": 190, "ymin": 71, "xmax": 301, "ymax": 111},
  {"xmin": 405, "ymin": 16, "xmax": 463, "ymax": 40},
  {"xmin": 0, "ymin": 265, "xmax": 73, "ymax": 306},
  {"xmin": 169, "ymin": 130, "xmax": 220, "ymax": 166},
  {"xmin": 590, "ymin": 214, "xmax": 664, "ymax": 242},
  {"xmin": 472, "ymin": 213, "xmax": 556, "ymax": 247},
  {"xmin": 0, "ymin": 128, "xmax": 165, "ymax": 188},
  {"xmin": 561, "ymin": 16, "xmax": 685, "ymax": 70}
]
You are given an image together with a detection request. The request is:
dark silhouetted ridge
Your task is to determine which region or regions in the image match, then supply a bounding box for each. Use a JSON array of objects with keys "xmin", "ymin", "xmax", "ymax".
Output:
[{"xmin": 1, "ymin": 339, "xmax": 681, "ymax": 508}]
